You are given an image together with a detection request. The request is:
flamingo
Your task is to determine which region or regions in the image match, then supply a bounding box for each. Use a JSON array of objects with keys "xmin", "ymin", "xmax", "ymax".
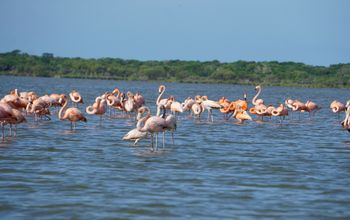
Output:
[
  {"xmin": 0, "ymin": 102, "xmax": 17, "ymax": 141},
  {"xmin": 305, "ymin": 100, "xmax": 321, "ymax": 117},
  {"xmin": 2, "ymin": 90, "xmax": 29, "ymax": 110},
  {"xmin": 330, "ymin": 100, "xmax": 346, "ymax": 114},
  {"xmin": 249, "ymin": 85, "xmax": 267, "ymax": 119},
  {"xmin": 69, "ymin": 90, "xmax": 83, "ymax": 106},
  {"xmin": 26, "ymin": 97, "xmax": 51, "ymax": 120},
  {"xmin": 123, "ymin": 91, "xmax": 136, "ymax": 114},
  {"xmin": 86, "ymin": 96, "xmax": 107, "ymax": 124},
  {"xmin": 58, "ymin": 97, "xmax": 87, "ymax": 130},
  {"xmin": 156, "ymin": 85, "xmax": 171, "ymax": 116},
  {"xmin": 252, "ymin": 85, "xmax": 264, "ymax": 106},
  {"xmin": 271, "ymin": 104, "xmax": 289, "ymax": 122},
  {"xmin": 199, "ymin": 95, "xmax": 222, "ymax": 122},
  {"xmin": 232, "ymin": 107, "xmax": 252, "ymax": 123},
  {"xmin": 136, "ymin": 106, "xmax": 166, "ymax": 151},
  {"xmin": 7, "ymin": 108, "xmax": 26, "ymax": 137},
  {"xmin": 169, "ymin": 96, "xmax": 184, "ymax": 115}
]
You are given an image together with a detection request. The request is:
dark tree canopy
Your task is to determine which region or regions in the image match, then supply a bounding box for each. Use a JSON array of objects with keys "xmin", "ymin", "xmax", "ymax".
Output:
[{"xmin": 0, "ymin": 50, "xmax": 349, "ymax": 88}]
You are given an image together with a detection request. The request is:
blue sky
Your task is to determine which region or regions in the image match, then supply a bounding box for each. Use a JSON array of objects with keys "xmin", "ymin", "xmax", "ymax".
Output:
[{"xmin": 0, "ymin": 0, "xmax": 349, "ymax": 66}]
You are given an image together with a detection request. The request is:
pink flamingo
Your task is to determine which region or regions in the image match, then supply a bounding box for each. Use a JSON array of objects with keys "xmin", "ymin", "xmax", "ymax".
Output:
[
  {"xmin": 137, "ymin": 106, "xmax": 167, "ymax": 151},
  {"xmin": 232, "ymin": 107, "xmax": 252, "ymax": 123},
  {"xmin": 58, "ymin": 97, "xmax": 87, "ymax": 130},
  {"xmin": 156, "ymin": 85, "xmax": 172, "ymax": 116},
  {"xmin": 305, "ymin": 100, "xmax": 321, "ymax": 116},
  {"xmin": 199, "ymin": 95, "xmax": 222, "ymax": 122},
  {"xmin": 169, "ymin": 96, "xmax": 184, "ymax": 115},
  {"xmin": 250, "ymin": 85, "xmax": 267, "ymax": 120},
  {"xmin": 0, "ymin": 102, "xmax": 17, "ymax": 141},
  {"xmin": 271, "ymin": 104, "xmax": 289, "ymax": 122},
  {"xmin": 330, "ymin": 100, "xmax": 346, "ymax": 113},
  {"xmin": 86, "ymin": 96, "xmax": 107, "ymax": 124}
]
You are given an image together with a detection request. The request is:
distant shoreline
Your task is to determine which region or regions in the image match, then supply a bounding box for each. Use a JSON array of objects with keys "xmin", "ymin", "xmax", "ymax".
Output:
[{"xmin": 1, "ymin": 50, "xmax": 349, "ymax": 88}]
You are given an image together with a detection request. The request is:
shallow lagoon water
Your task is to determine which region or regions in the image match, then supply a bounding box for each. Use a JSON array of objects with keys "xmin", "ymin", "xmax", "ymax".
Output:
[{"xmin": 1, "ymin": 75, "xmax": 350, "ymax": 219}]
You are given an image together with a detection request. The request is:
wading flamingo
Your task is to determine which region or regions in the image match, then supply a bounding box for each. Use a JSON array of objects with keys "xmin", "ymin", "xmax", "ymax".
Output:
[
  {"xmin": 86, "ymin": 96, "xmax": 107, "ymax": 124},
  {"xmin": 191, "ymin": 96, "xmax": 204, "ymax": 119},
  {"xmin": 330, "ymin": 100, "xmax": 346, "ymax": 118},
  {"xmin": 156, "ymin": 85, "xmax": 172, "ymax": 116},
  {"xmin": 305, "ymin": 100, "xmax": 321, "ymax": 116},
  {"xmin": 137, "ymin": 106, "xmax": 166, "ymax": 151},
  {"xmin": 249, "ymin": 85, "xmax": 267, "ymax": 119},
  {"xmin": 169, "ymin": 96, "xmax": 184, "ymax": 115},
  {"xmin": 271, "ymin": 104, "xmax": 289, "ymax": 122},
  {"xmin": 199, "ymin": 96, "xmax": 222, "ymax": 122},
  {"xmin": 58, "ymin": 97, "xmax": 87, "ymax": 130},
  {"xmin": 0, "ymin": 102, "xmax": 17, "ymax": 141},
  {"xmin": 231, "ymin": 106, "xmax": 252, "ymax": 123}
]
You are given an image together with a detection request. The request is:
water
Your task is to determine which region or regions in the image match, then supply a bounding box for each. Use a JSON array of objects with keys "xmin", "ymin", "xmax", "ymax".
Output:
[{"xmin": 1, "ymin": 75, "xmax": 350, "ymax": 219}]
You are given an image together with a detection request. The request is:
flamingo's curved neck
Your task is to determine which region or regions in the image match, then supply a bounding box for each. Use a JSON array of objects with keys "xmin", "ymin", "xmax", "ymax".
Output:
[
  {"xmin": 252, "ymin": 87, "xmax": 261, "ymax": 106},
  {"xmin": 58, "ymin": 99, "xmax": 68, "ymax": 120},
  {"xmin": 70, "ymin": 92, "xmax": 82, "ymax": 103},
  {"xmin": 156, "ymin": 87, "xmax": 165, "ymax": 105},
  {"xmin": 137, "ymin": 108, "xmax": 151, "ymax": 132}
]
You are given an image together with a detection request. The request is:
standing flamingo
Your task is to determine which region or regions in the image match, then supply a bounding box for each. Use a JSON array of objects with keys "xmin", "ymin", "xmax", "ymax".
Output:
[
  {"xmin": 330, "ymin": 100, "xmax": 346, "ymax": 119},
  {"xmin": 86, "ymin": 96, "xmax": 107, "ymax": 125},
  {"xmin": 232, "ymin": 107, "xmax": 252, "ymax": 123},
  {"xmin": 156, "ymin": 85, "xmax": 172, "ymax": 116},
  {"xmin": 0, "ymin": 102, "xmax": 17, "ymax": 141},
  {"xmin": 305, "ymin": 100, "xmax": 321, "ymax": 117},
  {"xmin": 199, "ymin": 96, "xmax": 222, "ymax": 122},
  {"xmin": 136, "ymin": 106, "xmax": 166, "ymax": 151},
  {"xmin": 249, "ymin": 85, "xmax": 267, "ymax": 120},
  {"xmin": 169, "ymin": 96, "xmax": 184, "ymax": 115},
  {"xmin": 58, "ymin": 97, "xmax": 87, "ymax": 130}
]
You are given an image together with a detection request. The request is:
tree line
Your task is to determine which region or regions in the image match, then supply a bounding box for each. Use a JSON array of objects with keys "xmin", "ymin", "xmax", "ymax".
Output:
[{"xmin": 1, "ymin": 50, "xmax": 350, "ymax": 88}]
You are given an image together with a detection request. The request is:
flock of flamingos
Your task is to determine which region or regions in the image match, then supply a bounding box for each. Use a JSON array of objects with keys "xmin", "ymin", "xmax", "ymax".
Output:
[{"xmin": 1, "ymin": 84, "xmax": 350, "ymax": 150}]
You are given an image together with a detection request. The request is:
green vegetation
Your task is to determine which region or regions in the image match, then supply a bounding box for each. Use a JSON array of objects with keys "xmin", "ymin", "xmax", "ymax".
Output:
[{"xmin": 1, "ymin": 50, "xmax": 350, "ymax": 88}]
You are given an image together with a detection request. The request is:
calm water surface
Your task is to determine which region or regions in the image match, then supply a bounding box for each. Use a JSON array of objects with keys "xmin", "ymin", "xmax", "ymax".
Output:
[{"xmin": 1, "ymin": 75, "xmax": 350, "ymax": 219}]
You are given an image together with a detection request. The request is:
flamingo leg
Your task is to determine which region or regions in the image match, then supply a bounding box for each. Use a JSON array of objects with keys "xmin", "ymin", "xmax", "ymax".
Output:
[
  {"xmin": 171, "ymin": 132, "xmax": 174, "ymax": 145},
  {"xmin": 14, "ymin": 124, "xmax": 17, "ymax": 137},
  {"xmin": 163, "ymin": 132, "xmax": 165, "ymax": 149},
  {"xmin": 70, "ymin": 121, "xmax": 73, "ymax": 130},
  {"xmin": 155, "ymin": 133, "xmax": 158, "ymax": 151},
  {"xmin": 150, "ymin": 133, "xmax": 154, "ymax": 151},
  {"xmin": 1, "ymin": 124, "xmax": 4, "ymax": 141},
  {"xmin": 9, "ymin": 124, "xmax": 12, "ymax": 136}
]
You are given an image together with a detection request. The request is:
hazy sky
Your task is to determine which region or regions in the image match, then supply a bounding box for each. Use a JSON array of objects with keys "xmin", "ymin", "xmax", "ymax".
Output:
[{"xmin": 0, "ymin": 0, "xmax": 349, "ymax": 66}]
